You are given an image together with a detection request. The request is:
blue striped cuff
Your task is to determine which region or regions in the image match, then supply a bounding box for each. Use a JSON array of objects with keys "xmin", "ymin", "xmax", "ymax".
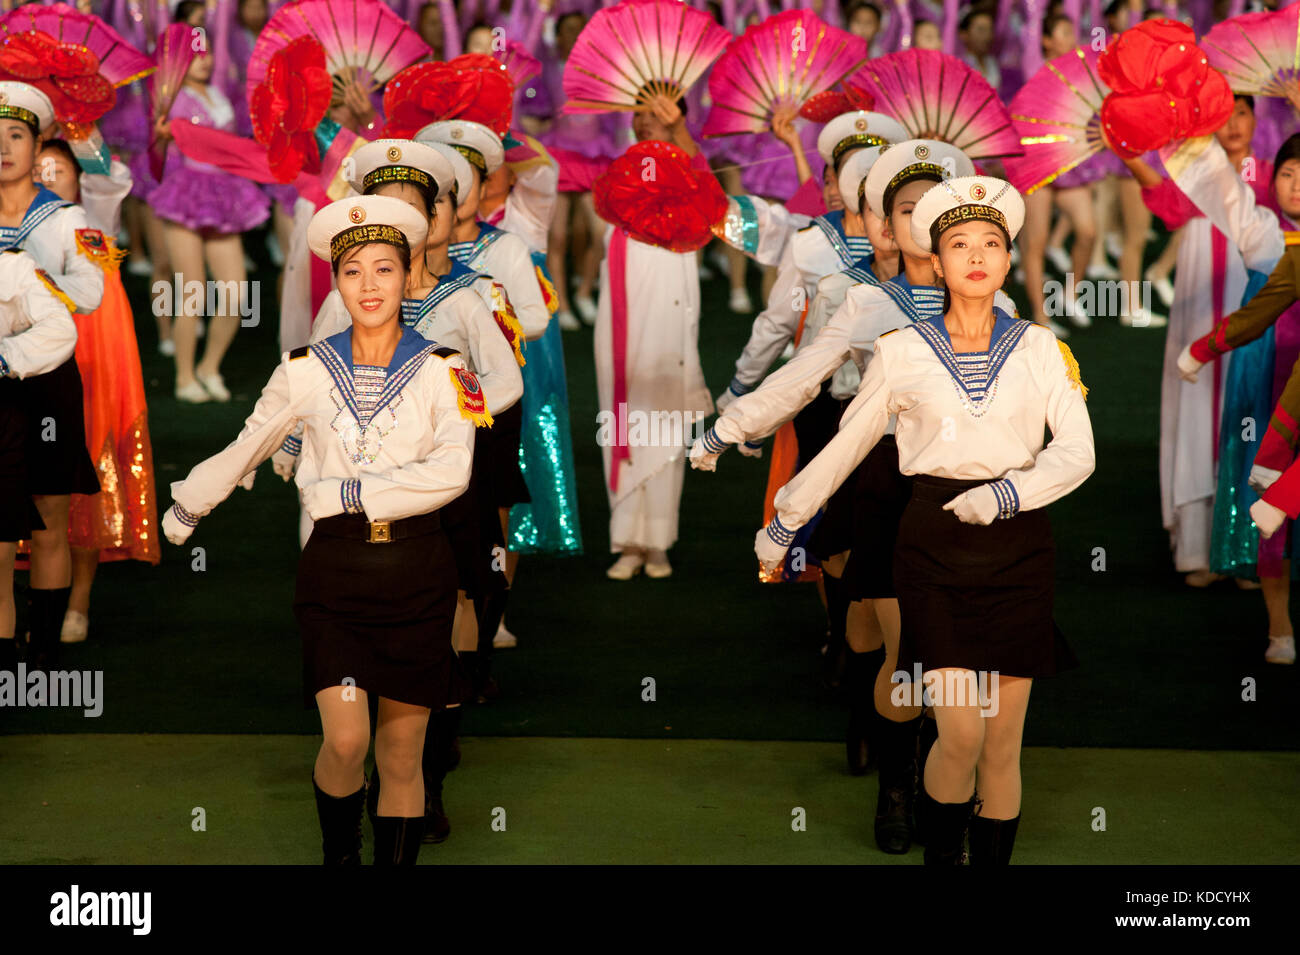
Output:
[
  {"xmin": 728, "ymin": 376, "xmax": 754, "ymax": 397},
  {"xmin": 989, "ymin": 479, "xmax": 1019, "ymax": 519},
  {"xmin": 171, "ymin": 502, "xmax": 199, "ymax": 528},
  {"xmin": 767, "ymin": 515, "xmax": 796, "ymax": 547},
  {"xmin": 341, "ymin": 479, "xmax": 364, "ymax": 515},
  {"xmin": 743, "ymin": 440, "xmax": 763, "ymax": 451},
  {"xmin": 701, "ymin": 427, "xmax": 729, "ymax": 454},
  {"xmin": 280, "ymin": 434, "xmax": 302, "ymax": 456},
  {"xmin": 0, "ymin": 354, "xmax": 9, "ymax": 377}
]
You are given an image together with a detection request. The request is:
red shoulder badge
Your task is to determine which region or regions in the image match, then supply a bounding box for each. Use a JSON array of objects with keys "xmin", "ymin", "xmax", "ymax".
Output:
[
  {"xmin": 450, "ymin": 366, "xmax": 494, "ymax": 428},
  {"xmin": 75, "ymin": 228, "xmax": 126, "ymax": 272}
]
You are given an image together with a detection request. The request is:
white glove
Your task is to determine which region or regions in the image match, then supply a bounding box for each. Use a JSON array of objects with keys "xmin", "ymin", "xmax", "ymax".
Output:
[
  {"xmin": 1250, "ymin": 497, "xmax": 1288, "ymax": 539},
  {"xmin": 237, "ymin": 469, "xmax": 256, "ymax": 491},
  {"xmin": 271, "ymin": 447, "xmax": 299, "ymax": 481},
  {"xmin": 162, "ymin": 503, "xmax": 197, "ymax": 544},
  {"xmin": 1249, "ymin": 465, "xmax": 1283, "ymax": 494},
  {"xmin": 737, "ymin": 440, "xmax": 763, "ymax": 459},
  {"xmin": 714, "ymin": 379, "xmax": 751, "ymax": 413},
  {"xmin": 1177, "ymin": 344, "xmax": 1203, "ymax": 384},
  {"xmin": 689, "ymin": 426, "xmax": 731, "ymax": 472},
  {"xmin": 942, "ymin": 484, "xmax": 1001, "ymax": 525},
  {"xmin": 755, "ymin": 521, "xmax": 793, "ymax": 573}
]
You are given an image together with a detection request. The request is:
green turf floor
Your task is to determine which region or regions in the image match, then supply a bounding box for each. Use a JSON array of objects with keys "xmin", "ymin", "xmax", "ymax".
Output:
[
  {"xmin": 2, "ymin": 234, "xmax": 1298, "ymax": 750},
  {"xmin": 2, "ymin": 735, "xmax": 1296, "ymax": 864}
]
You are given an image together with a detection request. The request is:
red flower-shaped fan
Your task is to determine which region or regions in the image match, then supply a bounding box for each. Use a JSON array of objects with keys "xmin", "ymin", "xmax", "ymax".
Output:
[
  {"xmin": 250, "ymin": 36, "xmax": 332, "ymax": 183},
  {"xmin": 0, "ymin": 30, "xmax": 115, "ymax": 123},
  {"xmin": 383, "ymin": 53, "xmax": 514, "ymax": 140},
  {"xmin": 594, "ymin": 141, "xmax": 726, "ymax": 253},
  {"xmin": 798, "ymin": 86, "xmax": 875, "ymax": 123}
]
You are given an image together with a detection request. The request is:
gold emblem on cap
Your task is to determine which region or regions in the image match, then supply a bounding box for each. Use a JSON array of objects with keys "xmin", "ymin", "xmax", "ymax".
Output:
[
  {"xmin": 386, "ymin": 146, "xmax": 402, "ymax": 162},
  {"xmin": 0, "ymin": 92, "xmax": 8, "ymax": 105},
  {"xmin": 915, "ymin": 144, "xmax": 930, "ymax": 160},
  {"xmin": 854, "ymin": 118, "xmax": 867, "ymax": 131},
  {"xmin": 970, "ymin": 183, "xmax": 986, "ymax": 201},
  {"xmin": 451, "ymin": 128, "xmax": 464, "ymax": 140},
  {"xmin": 349, "ymin": 206, "xmax": 366, "ymax": 224}
]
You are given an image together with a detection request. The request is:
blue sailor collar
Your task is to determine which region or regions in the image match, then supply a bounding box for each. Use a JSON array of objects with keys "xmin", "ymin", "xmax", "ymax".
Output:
[
  {"xmin": 911, "ymin": 307, "xmax": 1030, "ymax": 413},
  {"xmin": 401, "ymin": 259, "xmax": 479, "ymax": 326},
  {"xmin": 811, "ymin": 209, "xmax": 873, "ymax": 267},
  {"xmin": 449, "ymin": 221, "xmax": 507, "ymax": 265},
  {"xmin": 0, "ymin": 185, "xmax": 72, "ymax": 251},
  {"xmin": 841, "ymin": 253, "xmax": 881, "ymax": 288},
  {"xmin": 876, "ymin": 273, "xmax": 946, "ymax": 325},
  {"xmin": 311, "ymin": 324, "xmax": 436, "ymax": 426}
]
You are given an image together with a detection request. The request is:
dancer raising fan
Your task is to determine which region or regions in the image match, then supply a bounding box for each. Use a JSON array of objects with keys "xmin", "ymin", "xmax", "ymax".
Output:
[{"xmin": 756, "ymin": 176, "xmax": 1095, "ymax": 864}]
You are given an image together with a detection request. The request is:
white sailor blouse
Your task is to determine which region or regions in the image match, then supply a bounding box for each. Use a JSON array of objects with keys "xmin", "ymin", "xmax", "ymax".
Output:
[
  {"xmin": 166, "ymin": 325, "xmax": 477, "ymax": 536},
  {"xmin": 0, "ymin": 186, "xmax": 104, "ymax": 314},
  {"xmin": 0, "ymin": 249, "xmax": 78, "ymax": 379},
  {"xmin": 767, "ymin": 312, "xmax": 1095, "ymax": 539},
  {"xmin": 726, "ymin": 211, "xmax": 873, "ymax": 397},
  {"xmin": 714, "ymin": 194, "xmax": 810, "ymax": 268},
  {"xmin": 449, "ymin": 222, "xmax": 549, "ymax": 341},
  {"xmin": 309, "ymin": 260, "xmax": 524, "ymax": 416}
]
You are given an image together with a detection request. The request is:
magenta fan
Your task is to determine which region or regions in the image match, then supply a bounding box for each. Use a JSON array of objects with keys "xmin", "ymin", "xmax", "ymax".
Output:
[
  {"xmin": 562, "ymin": 0, "xmax": 731, "ymax": 113},
  {"xmin": 148, "ymin": 22, "xmax": 200, "ymax": 181},
  {"xmin": 496, "ymin": 40, "xmax": 541, "ymax": 89},
  {"xmin": 1002, "ymin": 46, "xmax": 1108, "ymax": 194},
  {"xmin": 1202, "ymin": 5, "xmax": 1300, "ymax": 97},
  {"xmin": 702, "ymin": 9, "xmax": 867, "ymax": 137},
  {"xmin": 247, "ymin": 0, "xmax": 430, "ymax": 102},
  {"xmin": 847, "ymin": 49, "xmax": 1021, "ymax": 160},
  {"xmin": 0, "ymin": 2, "xmax": 154, "ymax": 87}
]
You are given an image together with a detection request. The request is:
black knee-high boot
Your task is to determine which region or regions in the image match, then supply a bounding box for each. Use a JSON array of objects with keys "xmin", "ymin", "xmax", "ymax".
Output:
[
  {"xmin": 911, "ymin": 713, "xmax": 941, "ymax": 845},
  {"xmin": 844, "ymin": 647, "xmax": 885, "ymax": 775},
  {"xmin": 372, "ymin": 815, "xmax": 425, "ymax": 865},
  {"xmin": 364, "ymin": 692, "xmax": 382, "ymax": 824},
  {"xmin": 26, "ymin": 586, "xmax": 68, "ymax": 671},
  {"xmin": 421, "ymin": 707, "xmax": 462, "ymax": 844},
  {"xmin": 917, "ymin": 783, "xmax": 975, "ymax": 865},
  {"xmin": 472, "ymin": 586, "xmax": 505, "ymax": 702},
  {"xmin": 313, "ymin": 776, "xmax": 365, "ymax": 866},
  {"xmin": 968, "ymin": 813, "xmax": 1020, "ymax": 865},
  {"xmin": 822, "ymin": 571, "xmax": 850, "ymax": 688},
  {"xmin": 872, "ymin": 712, "xmax": 921, "ymax": 853}
]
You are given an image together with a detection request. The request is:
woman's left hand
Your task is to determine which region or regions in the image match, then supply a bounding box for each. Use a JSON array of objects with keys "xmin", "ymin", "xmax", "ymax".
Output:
[
  {"xmin": 943, "ymin": 485, "xmax": 1000, "ymax": 525},
  {"xmin": 340, "ymin": 69, "xmax": 376, "ymax": 127}
]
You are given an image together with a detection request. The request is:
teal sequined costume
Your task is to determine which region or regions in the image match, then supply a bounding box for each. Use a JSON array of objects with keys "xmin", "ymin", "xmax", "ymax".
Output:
[{"xmin": 508, "ymin": 253, "xmax": 583, "ymax": 554}]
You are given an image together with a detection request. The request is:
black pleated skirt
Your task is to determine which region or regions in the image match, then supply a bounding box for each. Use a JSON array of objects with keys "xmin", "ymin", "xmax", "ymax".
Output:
[
  {"xmin": 0, "ymin": 377, "xmax": 43, "ymax": 541},
  {"xmin": 19, "ymin": 357, "xmax": 99, "ymax": 496},
  {"xmin": 842, "ymin": 435, "xmax": 912, "ymax": 600},
  {"xmin": 441, "ymin": 429, "xmax": 509, "ymax": 601},
  {"xmin": 799, "ymin": 386, "xmax": 854, "ymax": 561},
  {"xmin": 294, "ymin": 517, "xmax": 469, "ymax": 710},
  {"xmin": 893, "ymin": 475, "xmax": 1077, "ymax": 679},
  {"xmin": 476, "ymin": 400, "xmax": 530, "ymax": 508}
]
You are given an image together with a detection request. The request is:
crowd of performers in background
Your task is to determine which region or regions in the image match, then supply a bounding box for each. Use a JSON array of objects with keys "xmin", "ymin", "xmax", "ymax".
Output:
[{"xmin": 2, "ymin": 0, "xmax": 1300, "ymax": 867}]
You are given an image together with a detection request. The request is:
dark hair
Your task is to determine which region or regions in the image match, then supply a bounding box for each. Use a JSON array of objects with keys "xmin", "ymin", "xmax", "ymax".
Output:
[
  {"xmin": 1273, "ymin": 133, "xmax": 1300, "ymax": 181},
  {"xmin": 465, "ymin": 20, "xmax": 493, "ymax": 40},
  {"xmin": 173, "ymin": 0, "xmax": 204, "ymax": 23},
  {"xmin": 846, "ymin": 1, "xmax": 883, "ymax": 21},
  {"xmin": 959, "ymin": 9, "xmax": 993, "ymax": 32},
  {"xmin": 914, "ymin": 18, "xmax": 937, "ymax": 31},
  {"xmin": 333, "ymin": 238, "xmax": 412, "ymax": 276},
  {"xmin": 1042, "ymin": 13, "xmax": 1073, "ymax": 43},
  {"xmin": 39, "ymin": 138, "xmax": 77, "ymax": 168},
  {"xmin": 362, "ymin": 179, "xmax": 435, "ymax": 219},
  {"xmin": 1103, "ymin": 0, "xmax": 1125, "ymax": 16},
  {"xmin": 1234, "ymin": 93, "xmax": 1256, "ymax": 112},
  {"xmin": 556, "ymin": 11, "xmax": 586, "ymax": 33}
]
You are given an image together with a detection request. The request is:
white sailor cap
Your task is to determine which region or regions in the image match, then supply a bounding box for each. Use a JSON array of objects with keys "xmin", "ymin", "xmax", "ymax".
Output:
[
  {"xmin": 0, "ymin": 81, "xmax": 54, "ymax": 134},
  {"xmin": 863, "ymin": 139, "xmax": 974, "ymax": 219},
  {"xmin": 816, "ymin": 111, "xmax": 909, "ymax": 168},
  {"xmin": 911, "ymin": 176, "xmax": 1026, "ymax": 252},
  {"xmin": 347, "ymin": 139, "xmax": 455, "ymax": 203},
  {"xmin": 421, "ymin": 141, "xmax": 476, "ymax": 206},
  {"xmin": 415, "ymin": 119, "xmax": 505, "ymax": 176},
  {"xmin": 837, "ymin": 146, "xmax": 884, "ymax": 217},
  {"xmin": 307, "ymin": 195, "xmax": 430, "ymax": 266}
]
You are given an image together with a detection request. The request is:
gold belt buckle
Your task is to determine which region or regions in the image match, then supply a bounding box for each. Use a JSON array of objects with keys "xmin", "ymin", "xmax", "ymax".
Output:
[{"xmin": 368, "ymin": 520, "xmax": 392, "ymax": 543}]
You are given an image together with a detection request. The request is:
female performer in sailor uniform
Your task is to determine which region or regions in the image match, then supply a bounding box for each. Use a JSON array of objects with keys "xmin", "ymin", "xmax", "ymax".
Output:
[
  {"xmin": 0, "ymin": 82, "xmax": 102, "ymax": 671},
  {"xmin": 695, "ymin": 140, "xmax": 991, "ymax": 855},
  {"xmin": 162, "ymin": 195, "xmax": 480, "ymax": 865},
  {"xmin": 757, "ymin": 177, "xmax": 1095, "ymax": 865},
  {"xmin": 0, "ymin": 249, "xmax": 83, "ymax": 673}
]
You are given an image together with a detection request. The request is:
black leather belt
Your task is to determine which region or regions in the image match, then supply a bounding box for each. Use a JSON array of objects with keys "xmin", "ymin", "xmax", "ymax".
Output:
[{"xmin": 313, "ymin": 511, "xmax": 441, "ymax": 543}]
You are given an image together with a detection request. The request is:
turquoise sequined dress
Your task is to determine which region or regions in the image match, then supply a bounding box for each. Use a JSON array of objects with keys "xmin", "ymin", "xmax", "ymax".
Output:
[{"xmin": 507, "ymin": 252, "xmax": 583, "ymax": 555}]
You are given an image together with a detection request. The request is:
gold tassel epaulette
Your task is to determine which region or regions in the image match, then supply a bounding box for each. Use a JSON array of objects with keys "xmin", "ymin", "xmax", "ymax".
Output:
[
  {"xmin": 35, "ymin": 268, "xmax": 77, "ymax": 313},
  {"xmin": 75, "ymin": 228, "xmax": 128, "ymax": 273},
  {"xmin": 449, "ymin": 366, "xmax": 494, "ymax": 428},
  {"xmin": 1058, "ymin": 340, "xmax": 1088, "ymax": 399},
  {"xmin": 1284, "ymin": 231, "xmax": 1300, "ymax": 246},
  {"xmin": 490, "ymin": 282, "xmax": 526, "ymax": 366}
]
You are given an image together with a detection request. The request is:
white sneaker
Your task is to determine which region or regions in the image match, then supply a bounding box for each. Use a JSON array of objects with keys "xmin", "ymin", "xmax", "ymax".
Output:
[
  {"xmin": 1120, "ymin": 307, "xmax": 1167, "ymax": 328},
  {"xmin": 1106, "ymin": 235, "xmax": 1123, "ymax": 261},
  {"xmin": 1086, "ymin": 262, "xmax": 1119, "ymax": 280},
  {"xmin": 1046, "ymin": 319, "xmax": 1071, "ymax": 339},
  {"xmin": 1046, "ymin": 246, "xmax": 1072, "ymax": 274},
  {"xmin": 557, "ymin": 310, "xmax": 581, "ymax": 331},
  {"xmin": 1148, "ymin": 274, "xmax": 1175, "ymax": 308},
  {"xmin": 644, "ymin": 550, "xmax": 672, "ymax": 578},
  {"xmin": 1265, "ymin": 634, "xmax": 1296, "ymax": 664},
  {"xmin": 728, "ymin": 287, "xmax": 753, "ymax": 313},
  {"xmin": 198, "ymin": 373, "xmax": 231, "ymax": 402},
  {"xmin": 126, "ymin": 256, "xmax": 152, "ymax": 276},
  {"xmin": 574, "ymin": 294, "xmax": 598, "ymax": 324},
  {"xmin": 195, "ymin": 320, "xmax": 205, "ymax": 340},
  {"xmin": 60, "ymin": 610, "xmax": 88, "ymax": 644},
  {"xmin": 158, "ymin": 339, "xmax": 176, "ymax": 357},
  {"xmin": 606, "ymin": 552, "xmax": 645, "ymax": 580},
  {"xmin": 492, "ymin": 622, "xmax": 517, "ymax": 649},
  {"xmin": 175, "ymin": 380, "xmax": 210, "ymax": 403},
  {"xmin": 1066, "ymin": 295, "xmax": 1092, "ymax": 328}
]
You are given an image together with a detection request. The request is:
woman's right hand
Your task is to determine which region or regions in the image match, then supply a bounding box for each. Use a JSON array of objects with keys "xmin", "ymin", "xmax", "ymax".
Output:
[{"xmin": 153, "ymin": 116, "xmax": 173, "ymax": 145}]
